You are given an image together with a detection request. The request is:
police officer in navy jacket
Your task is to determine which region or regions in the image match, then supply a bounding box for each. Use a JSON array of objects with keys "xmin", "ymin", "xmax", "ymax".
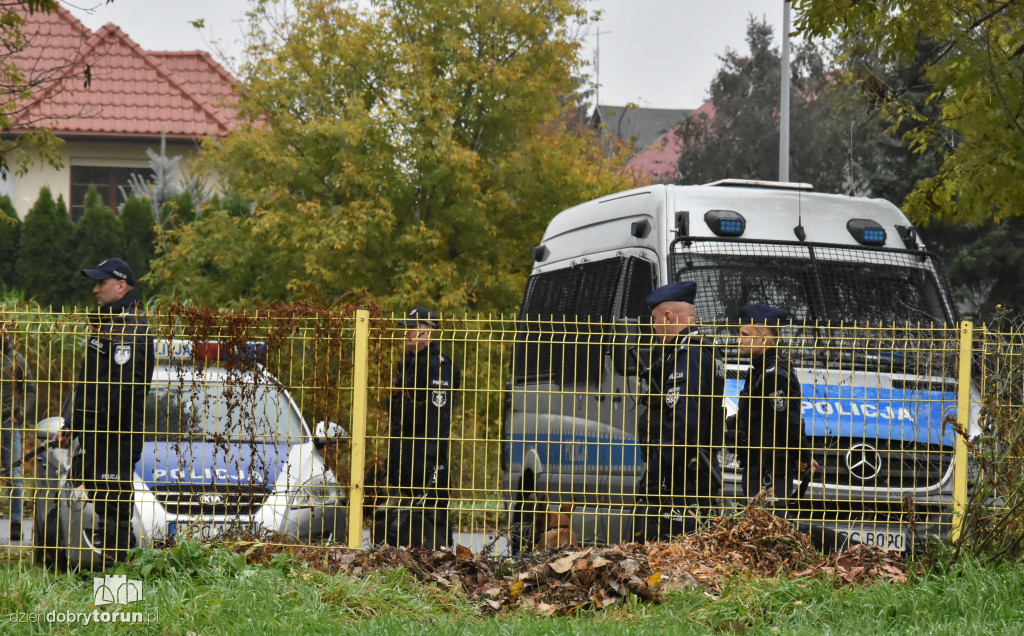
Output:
[
  {"xmin": 55, "ymin": 258, "xmax": 153, "ymax": 563},
  {"xmin": 377, "ymin": 307, "xmax": 461, "ymax": 550},
  {"xmin": 638, "ymin": 282, "xmax": 726, "ymax": 541},
  {"xmin": 734, "ymin": 304, "xmax": 814, "ymax": 510}
]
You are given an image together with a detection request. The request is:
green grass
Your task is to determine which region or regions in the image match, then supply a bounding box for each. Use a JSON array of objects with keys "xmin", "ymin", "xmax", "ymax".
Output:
[{"xmin": 2, "ymin": 544, "xmax": 1024, "ymax": 634}]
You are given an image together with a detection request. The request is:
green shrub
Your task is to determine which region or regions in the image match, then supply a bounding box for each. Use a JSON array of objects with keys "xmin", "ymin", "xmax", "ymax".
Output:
[
  {"xmin": 0, "ymin": 195, "xmax": 19, "ymax": 289},
  {"xmin": 16, "ymin": 187, "xmax": 76, "ymax": 309}
]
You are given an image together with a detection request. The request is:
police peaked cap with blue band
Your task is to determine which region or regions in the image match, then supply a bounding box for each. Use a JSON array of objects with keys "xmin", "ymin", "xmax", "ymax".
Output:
[
  {"xmin": 400, "ymin": 306, "xmax": 440, "ymax": 328},
  {"xmin": 646, "ymin": 281, "xmax": 697, "ymax": 311},
  {"xmin": 81, "ymin": 257, "xmax": 136, "ymax": 287},
  {"xmin": 738, "ymin": 304, "xmax": 789, "ymax": 326}
]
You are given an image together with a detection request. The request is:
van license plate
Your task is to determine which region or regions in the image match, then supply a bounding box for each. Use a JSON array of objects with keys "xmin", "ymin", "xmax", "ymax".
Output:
[{"xmin": 848, "ymin": 528, "xmax": 906, "ymax": 551}]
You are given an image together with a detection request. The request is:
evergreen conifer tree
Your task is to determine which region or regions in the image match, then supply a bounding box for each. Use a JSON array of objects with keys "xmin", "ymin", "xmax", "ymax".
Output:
[
  {"xmin": 0, "ymin": 195, "xmax": 20, "ymax": 289},
  {"xmin": 120, "ymin": 194, "xmax": 156, "ymax": 285},
  {"xmin": 71, "ymin": 187, "xmax": 124, "ymax": 305},
  {"xmin": 16, "ymin": 187, "xmax": 76, "ymax": 308}
]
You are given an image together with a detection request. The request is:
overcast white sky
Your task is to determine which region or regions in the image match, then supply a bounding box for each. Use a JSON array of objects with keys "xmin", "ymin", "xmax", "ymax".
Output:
[{"xmin": 67, "ymin": 0, "xmax": 793, "ymax": 110}]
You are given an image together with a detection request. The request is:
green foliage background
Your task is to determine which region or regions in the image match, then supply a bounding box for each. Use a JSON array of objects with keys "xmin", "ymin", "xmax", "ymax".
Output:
[{"xmin": 147, "ymin": 0, "xmax": 636, "ymax": 314}]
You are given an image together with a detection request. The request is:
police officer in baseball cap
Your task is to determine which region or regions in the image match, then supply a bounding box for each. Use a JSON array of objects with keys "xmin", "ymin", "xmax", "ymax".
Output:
[
  {"xmin": 734, "ymin": 303, "xmax": 808, "ymax": 506},
  {"xmin": 52, "ymin": 257, "xmax": 153, "ymax": 564},
  {"xmin": 375, "ymin": 306, "xmax": 461, "ymax": 550},
  {"xmin": 636, "ymin": 282, "xmax": 726, "ymax": 541},
  {"xmin": 732, "ymin": 304, "xmax": 848, "ymax": 551}
]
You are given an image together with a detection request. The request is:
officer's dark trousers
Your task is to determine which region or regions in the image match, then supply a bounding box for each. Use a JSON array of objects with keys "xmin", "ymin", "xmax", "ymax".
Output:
[
  {"xmin": 635, "ymin": 462, "xmax": 714, "ymax": 542},
  {"xmin": 742, "ymin": 461, "xmax": 849, "ymax": 554},
  {"xmin": 81, "ymin": 445, "xmax": 137, "ymax": 562},
  {"xmin": 634, "ymin": 497, "xmax": 702, "ymax": 542},
  {"xmin": 372, "ymin": 466, "xmax": 452, "ymax": 550}
]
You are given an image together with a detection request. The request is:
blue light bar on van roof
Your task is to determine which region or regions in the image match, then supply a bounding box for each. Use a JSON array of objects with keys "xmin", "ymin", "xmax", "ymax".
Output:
[
  {"xmin": 847, "ymin": 219, "xmax": 887, "ymax": 246},
  {"xmin": 704, "ymin": 209, "xmax": 746, "ymax": 237}
]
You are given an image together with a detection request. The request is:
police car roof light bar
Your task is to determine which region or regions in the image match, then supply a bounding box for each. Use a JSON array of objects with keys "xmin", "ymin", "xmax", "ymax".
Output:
[{"xmin": 153, "ymin": 339, "xmax": 267, "ymax": 364}]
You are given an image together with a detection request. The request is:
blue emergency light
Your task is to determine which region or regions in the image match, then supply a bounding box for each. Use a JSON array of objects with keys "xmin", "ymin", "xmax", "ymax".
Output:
[
  {"xmin": 847, "ymin": 219, "xmax": 887, "ymax": 246},
  {"xmin": 704, "ymin": 209, "xmax": 746, "ymax": 237}
]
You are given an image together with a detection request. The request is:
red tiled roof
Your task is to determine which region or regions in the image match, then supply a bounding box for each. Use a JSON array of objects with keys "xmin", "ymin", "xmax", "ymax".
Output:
[
  {"xmin": 628, "ymin": 100, "xmax": 716, "ymax": 183},
  {"xmin": 150, "ymin": 51, "xmax": 239, "ymax": 122},
  {"xmin": 10, "ymin": 6, "xmax": 238, "ymax": 139}
]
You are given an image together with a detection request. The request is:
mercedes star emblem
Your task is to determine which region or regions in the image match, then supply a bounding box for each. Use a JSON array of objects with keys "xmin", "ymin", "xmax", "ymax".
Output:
[{"xmin": 845, "ymin": 443, "xmax": 882, "ymax": 481}]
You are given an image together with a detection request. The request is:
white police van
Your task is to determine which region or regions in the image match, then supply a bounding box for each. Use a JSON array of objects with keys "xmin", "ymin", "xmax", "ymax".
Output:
[
  {"xmin": 34, "ymin": 339, "xmax": 346, "ymax": 570},
  {"xmin": 502, "ymin": 180, "xmax": 978, "ymax": 551}
]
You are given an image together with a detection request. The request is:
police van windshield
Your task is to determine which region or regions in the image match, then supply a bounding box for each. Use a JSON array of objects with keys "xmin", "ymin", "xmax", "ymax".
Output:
[
  {"xmin": 144, "ymin": 379, "xmax": 306, "ymax": 442},
  {"xmin": 670, "ymin": 238, "xmax": 956, "ymax": 369}
]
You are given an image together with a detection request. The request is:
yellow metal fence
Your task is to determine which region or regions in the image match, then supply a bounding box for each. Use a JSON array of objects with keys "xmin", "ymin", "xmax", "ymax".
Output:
[{"xmin": 0, "ymin": 308, "xmax": 1018, "ymax": 564}]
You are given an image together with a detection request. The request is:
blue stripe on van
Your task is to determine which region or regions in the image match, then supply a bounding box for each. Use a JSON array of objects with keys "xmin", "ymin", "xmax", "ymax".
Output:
[{"xmin": 725, "ymin": 379, "xmax": 958, "ymax": 447}]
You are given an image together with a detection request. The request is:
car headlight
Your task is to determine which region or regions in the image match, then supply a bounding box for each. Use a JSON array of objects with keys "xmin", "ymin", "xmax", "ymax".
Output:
[{"xmin": 289, "ymin": 474, "xmax": 340, "ymax": 508}]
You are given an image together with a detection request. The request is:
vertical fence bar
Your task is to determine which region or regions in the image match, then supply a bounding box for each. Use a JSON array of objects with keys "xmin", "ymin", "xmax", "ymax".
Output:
[
  {"xmin": 347, "ymin": 309, "xmax": 370, "ymax": 549},
  {"xmin": 951, "ymin": 320, "xmax": 973, "ymax": 543}
]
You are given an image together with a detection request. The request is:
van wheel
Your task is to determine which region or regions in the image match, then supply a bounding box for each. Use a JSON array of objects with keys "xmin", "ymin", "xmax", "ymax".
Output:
[{"xmin": 508, "ymin": 473, "xmax": 541, "ymax": 555}]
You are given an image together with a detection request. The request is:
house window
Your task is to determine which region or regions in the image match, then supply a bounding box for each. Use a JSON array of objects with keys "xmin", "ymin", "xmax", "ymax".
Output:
[{"xmin": 69, "ymin": 165, "xmax": 152, "ymax": 222}]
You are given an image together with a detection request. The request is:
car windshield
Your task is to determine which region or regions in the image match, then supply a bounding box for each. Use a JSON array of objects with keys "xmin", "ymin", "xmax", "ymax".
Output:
[{"xmin": 144, "ymin": 368, "xmax": 306, "ymax": 442}]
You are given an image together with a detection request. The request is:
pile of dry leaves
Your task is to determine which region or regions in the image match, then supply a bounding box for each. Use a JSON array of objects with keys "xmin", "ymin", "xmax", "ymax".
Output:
[{"xmin": 236, "ymin": 508, "xmax": 918, "ymax": 616}]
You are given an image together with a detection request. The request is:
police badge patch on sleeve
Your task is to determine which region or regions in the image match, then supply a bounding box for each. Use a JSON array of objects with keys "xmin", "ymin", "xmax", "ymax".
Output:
[
  {"xmin": 431, "ymin": 390, "xmax": 447, "ymax": 407},
  {"xmin": 771, "ymin": 390, "xmax": 787, "ymax": 411},
  {"xmin": 113, "ymin": 344, "xmax": 132, "ymax": 365},
  {"xmin": 664, "ymin": 386, "xmax": 682, "ymax": 407}
]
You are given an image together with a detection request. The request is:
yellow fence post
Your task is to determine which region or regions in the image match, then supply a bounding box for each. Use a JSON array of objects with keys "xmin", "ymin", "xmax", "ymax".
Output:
[
  {"xmin": 951, "ymin": 320, "xmax": 973, "ymax": 543},
  {"xmin": 347, "ymin": 309, "xmax": 370, "ymax": 549}
]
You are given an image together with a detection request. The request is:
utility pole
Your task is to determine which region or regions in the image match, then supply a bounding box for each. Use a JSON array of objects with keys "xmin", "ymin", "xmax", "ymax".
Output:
[
  {"xmin": 779, "ymin": 1, "xmax": 791, "ymax": 182},
  {"xmin": 594, "ymin": 27, "xmax": 612, "ymax": 111}
]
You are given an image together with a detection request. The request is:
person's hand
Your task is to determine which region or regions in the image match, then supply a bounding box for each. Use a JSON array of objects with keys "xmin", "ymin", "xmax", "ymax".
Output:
[
  {"xmin": 52, "ymin": 430, "xmax": 72, "ymax": 448},
  {"xmin": 800, "ymin": 459, "xmax": 820, "ymax": 475}
]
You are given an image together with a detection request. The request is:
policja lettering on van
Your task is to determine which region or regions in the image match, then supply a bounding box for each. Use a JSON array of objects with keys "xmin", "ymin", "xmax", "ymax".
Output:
[{"xmin": 801, "ymin": 399, "xmax": 915, "ymax": 422}]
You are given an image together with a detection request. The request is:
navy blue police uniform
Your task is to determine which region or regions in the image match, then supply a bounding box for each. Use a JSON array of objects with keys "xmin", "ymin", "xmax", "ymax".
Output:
[
  {"xmin": 734, "ymin": 304, "xmax": 811, "ymax": 511},
  {"xmin": 376, "ymin": 307, "xmax": 461, "ymax": 550},
  {"xmin": 63, "ymin": 259, "xmax": 153, "ymax": 561},
  {"xmin": 638, "ymin": 282, "xmax": 726, "ymax": 541}
]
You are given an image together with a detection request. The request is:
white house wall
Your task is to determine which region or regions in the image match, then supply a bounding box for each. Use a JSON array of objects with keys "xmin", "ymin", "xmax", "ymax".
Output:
[{"xmin": 9, "ymin": 138, "xmax": 203, "ymax": 219}]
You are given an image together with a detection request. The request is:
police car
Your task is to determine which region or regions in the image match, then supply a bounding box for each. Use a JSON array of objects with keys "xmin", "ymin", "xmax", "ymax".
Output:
[{"xmin": 33, "ymin": 339, "xmax": 346, "ymax": 570}]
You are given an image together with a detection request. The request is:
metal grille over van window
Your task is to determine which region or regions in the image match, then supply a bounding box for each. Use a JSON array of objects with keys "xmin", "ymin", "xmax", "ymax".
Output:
[
  {"xmin": 513, "ymin": 257, "xmax": 654, "ymax": 386},
  {"xmin": 621, "ymin": 257, "xmax": 656, "ymax": 318},
  {"xmin": 669, "ymin": 238, "xmax": 954, "ymax": 327}
]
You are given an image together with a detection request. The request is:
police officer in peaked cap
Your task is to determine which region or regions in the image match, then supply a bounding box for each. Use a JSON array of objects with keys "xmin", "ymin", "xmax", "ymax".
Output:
[
  {"xmin": 375, "ymin": 306, "xmax": 461, "ymax": 550},
  {"xmin": 636, "ymin": 282, "xmax": 726, "ymax": 542},
  {"xmin": 53, "ymin": 258, "xmax": 154, "ymax": 564},
  {"xmin": 733, "ymin": 304, "xmax": 815, "ymax": 511}
]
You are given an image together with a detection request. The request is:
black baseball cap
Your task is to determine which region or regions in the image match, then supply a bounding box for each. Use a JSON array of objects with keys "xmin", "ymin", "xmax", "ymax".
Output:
[
  {"xmin": 81, "ymin": 257, "xmax": 136, "ymax": 287},
  {"xmin": 399, "ymin": 306, "xmax": 439, "ymax": 328}
]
